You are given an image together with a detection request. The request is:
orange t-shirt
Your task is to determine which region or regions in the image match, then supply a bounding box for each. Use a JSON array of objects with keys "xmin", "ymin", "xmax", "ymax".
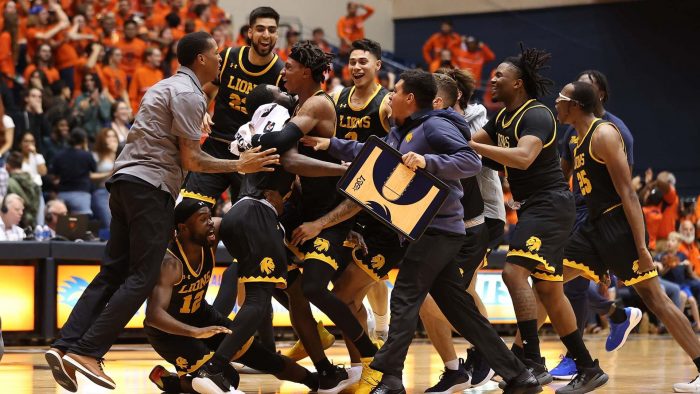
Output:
[
  {"xmin": 680, "ymin": 241, "xmax": 700, "ymax": 276},
  {"xmin": 129, "ymin": 64, "xmax": 164, "ymax": 112},
  {"xmin": 422, "ymin": 32, "xmax": 461, "ymax": 65},
  {"xmin": 26, "ymin": 24, "xmax": 52, "ymax": 60},
  {"xmin": 23, "ymin": 64, "xmax": 60, "ymax": 85},
  {"xmin": 0, "ymin": 32, "xmax": 15, "ymax": 78},
  {"xmin": 117, "ymin": 37, "xmax": 147, "ymax": 76},
  {"xmin": 101, "ymin": 65, "xmax": 128, "ymax": 99},
  {"xmin": 53, "ymin": 31, "xmax": 80, "ymax": 70},
  {"xmin": 453, "ymin": 44, "xmax": 496, "ymax": 87},
  {"xmin": 73, "ymin": 57, "xmax": 105, "ymax": 97},
  {"xmin": 336, "ymin": 5, "xmax": 374, "ymax": 50},
  {"xmin": 643, "ymin": 205, "xmax": 663, "ymax": 251},
  {"xmin": 658, "ymin": 186, "xmax": 680, "ymax": 239}
]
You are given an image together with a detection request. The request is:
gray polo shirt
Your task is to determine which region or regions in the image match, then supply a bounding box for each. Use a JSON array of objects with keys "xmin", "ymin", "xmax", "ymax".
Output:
[{"xmin": 113, "ymin": 66, "xmax": 206, "ymax": 199}]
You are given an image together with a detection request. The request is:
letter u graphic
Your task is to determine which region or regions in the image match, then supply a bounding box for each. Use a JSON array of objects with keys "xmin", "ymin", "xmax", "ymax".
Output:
[{"xmin": 381, "ymin": 164, "xmax": 416, "ymax": 201}]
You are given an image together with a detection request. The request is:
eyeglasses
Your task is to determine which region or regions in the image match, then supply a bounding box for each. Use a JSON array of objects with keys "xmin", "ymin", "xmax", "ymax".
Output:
[{"xmin": 555, "ymin": 93, "xmax": 581, "ymax": 106}]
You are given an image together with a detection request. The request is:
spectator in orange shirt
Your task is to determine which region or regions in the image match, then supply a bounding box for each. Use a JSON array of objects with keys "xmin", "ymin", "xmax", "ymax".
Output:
[
  {"xmin": 128, "ymin": 47, "xmax": 163, "ymax": 112},
  {"xmin": 208, "ymin": 0, "xmax": 228, "ymax": 26},
  {"xmin": 212, "ymin": 25, "xmax": 226, "ymax": 52},
  {"xmin": 337, "ymin": 2, "xmax": 374, "ymax": 56},
  {"xmin": 74, "ymin": 42, "xmax": 104, "ymax": 98},
  {"xmin": 452, "ymin": 36, "xmax": 495, "ymax": 87},
  {"xmin": 117, "ymin": 19, "xmax": 147, "ymax": 77},
  {"xmin": 98, "ymin": 13, "xmax": 120, "ymax": 48},
  {"xmin": 114, "ymin": 0, "xmax": 133, "ymax": 29},
  {"xmin": 657, "ymin": 171, "xmax": 680, "ymax": 239},
  {"xmin": 101, "ymin": 47, "xmax": 129, "ymax": 106},
  {"xmin": 421, "ymin": 20, "xmax": 461, "ymax": 67},
  {"xmin": 24, "ymin": 43, "xmax": 60, "ymax": 86},
  {"xmin": 278, "ymin": 29, "xmax": 299, "ymax": 62},
  {"xmin": 680, "ymin": 219, "xmax": 700, "ymax": 276},
  {"xmin": 0, "ymin": 8, "xmax": 18, "ymax": 83},
  {"xmin": 26, "ymin": 3, "xmax": 69, "ymax": 60},
  {"xmin": 429, "ymin": 48, "xmax": 457, "ymax": 72},
  {"xmin": 312, "ymin": 27, "xmax": 332, "ymax": 54},
  {"xmin": 235, "ymin": 24, "xmax": 249, "ymax": 47}
]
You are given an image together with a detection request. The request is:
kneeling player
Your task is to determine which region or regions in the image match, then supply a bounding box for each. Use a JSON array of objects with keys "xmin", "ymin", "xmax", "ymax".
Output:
[{"xmin": 144, "ymin": 199, "xmax": 318, "ymax": 393}]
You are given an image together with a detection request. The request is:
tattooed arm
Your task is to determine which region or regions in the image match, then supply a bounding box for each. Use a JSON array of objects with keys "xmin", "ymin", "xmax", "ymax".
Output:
[{"xmin": 290, "ymin": 199, "xmax": 362, "ymax": 245}]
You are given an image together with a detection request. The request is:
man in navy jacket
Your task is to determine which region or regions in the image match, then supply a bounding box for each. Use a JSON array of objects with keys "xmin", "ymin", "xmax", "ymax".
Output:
[{"xmin": 303, "ymin": 69, "xmax": 540, "ymax": 394}]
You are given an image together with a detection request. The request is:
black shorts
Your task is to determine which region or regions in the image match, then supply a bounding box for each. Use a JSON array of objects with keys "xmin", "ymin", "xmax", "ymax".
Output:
[
  {"xmin": 455, "ymin": 222, "xmax": 490, "ymax": 287},
  {"xmin": 182, "ymin": 138, "xmax": 243, "ymax": 206},
  {"xmin": 564, "ymin": 205, "xmax": 657, "ymax": 286},
  {"xmin": 146, "ymin": 318, "xmax": 282, "ymax": 376},
  {"xmin": 220, "ymin": 198, "xmax": 288, "ymax": 288},
  {"xmin": 349, "ymin": 217, "xmax": 407, "ymax": 281},
  {"xmin": 299, "ymin": 224, "xmax": 351, "ymax": 272},
  {"xmin": 506, "ymin": 190, "xmax": 575, "ymax": 282},
  {"xmin": 145, "ymin": 311, "xmax": 240, "ymax": 376}
]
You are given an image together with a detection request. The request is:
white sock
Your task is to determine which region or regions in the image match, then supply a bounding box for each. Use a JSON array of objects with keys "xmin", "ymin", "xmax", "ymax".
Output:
[
  {"xmin": 374, "ymin": 312, "xmax": 389, "ymax": 332},
  {"xmin": 351, "ymin": 363, "xmax": 362, "ymax": 368},
  {"xmin": 445, "ymin": 359, "xmax": 459, "ymax": 371}
]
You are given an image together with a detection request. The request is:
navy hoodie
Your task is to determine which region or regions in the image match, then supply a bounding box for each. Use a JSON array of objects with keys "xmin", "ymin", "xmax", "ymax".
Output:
[{"xmin": 328, "ymin": 108, "xmax": 481, "ymax": 235}]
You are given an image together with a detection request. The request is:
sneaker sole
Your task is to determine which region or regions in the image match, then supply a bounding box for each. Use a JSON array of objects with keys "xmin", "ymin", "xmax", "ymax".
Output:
[
  {"xmin": 607, "ymin": 308, "xmax": 642, "ymax": 352},
  {"xmin": 230, "ymin": 362, "xmax": 264, "ymax": 375},
  {"xmin": 63, "ymin": 355, "xmax": 116, "ymax": 390},
  {"xmin": 552, "ymin": 374, "xmax": 577, "ymax": 381},
  {"xmin": 317, "ymin": 375, "xmax": 356, "ymax": 394},
  {"xmin": 471, "ymin": 369, "xmax": 496, "ymax": 387},
  {"xmin": 192, "ymin": 376, "xmax": 242, "ymax": 394},
  {"xmin": 45, "ymin": 350, "xmax": 77, "ymax": 392}
]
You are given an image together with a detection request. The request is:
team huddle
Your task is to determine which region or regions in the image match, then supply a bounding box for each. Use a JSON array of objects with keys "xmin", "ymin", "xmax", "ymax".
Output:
[{"xmin": 42, "ymin": 5, "xmax": 700, "ymax": 394}]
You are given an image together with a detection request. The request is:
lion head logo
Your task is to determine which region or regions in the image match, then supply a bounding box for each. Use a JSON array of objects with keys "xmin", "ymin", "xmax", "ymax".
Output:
[
  {"xmin": 526, "ymin": 236, "xmax": 542, "ymax": 253},
  {"xmin": 371, "ymin": 254, "xmax": 385, "ymax": 270},
  {"xmin": 175, "ymin": 357, "xmax": 188, "ymax": 369},
  {"xmin": 314, "ymin": 238, "xmax": 330, "ymax": 253},
  {"xmin": 632, "ymin": 260, "xmax": 639, "ymax": 274},
  {"xmin": 260, "ymin": 257, "xmax": 275, "ymax": 275}
]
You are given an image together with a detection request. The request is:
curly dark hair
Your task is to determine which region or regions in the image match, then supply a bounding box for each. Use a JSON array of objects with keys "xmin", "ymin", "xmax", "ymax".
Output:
[
  {"xmin": 289, "ymin": 40, "xmax": 334, "ymax": 83},
  {"xmin": 504, "ymin": 43, "xmax": 554, "ymax": 99}
]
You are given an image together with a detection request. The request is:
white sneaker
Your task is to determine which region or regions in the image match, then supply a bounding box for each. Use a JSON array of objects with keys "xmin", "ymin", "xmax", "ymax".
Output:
[{"xmin": 674, "ymin": 375, "xmax": 700, "ymax": 392}]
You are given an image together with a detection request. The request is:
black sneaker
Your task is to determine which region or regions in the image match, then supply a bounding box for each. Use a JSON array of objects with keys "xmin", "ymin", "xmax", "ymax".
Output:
[
  {"xmin": 370, "ymin": 381, "xmax": 407, "ymax": 394},
  {"xmin": 424, "ymin": 364, "xmax": 470, "ymax": 393},
  {"xmin": 191, "ymin": 361, "xmax": 236, "ymax": 394},
  {"xmin": 148, "ymin": 365, "xmax": 183, "ymax": 392},
  {"xmin": 318, "ymin": 364, "xmax": 354, "ymax": 394},
  {"xmin": 503, "ymin": 369, "xmax": 543, "ymax": 394},
  {"xmin": 555, "ymin": 360, "xmax": 608, "ymax": 394},
  {"xmin": 499, "ymin": 357, "xmax": 553, "ymax": 389},
  {"xmin": 463, "ymin": 348, "xmax": 495, "ymax": 388}
]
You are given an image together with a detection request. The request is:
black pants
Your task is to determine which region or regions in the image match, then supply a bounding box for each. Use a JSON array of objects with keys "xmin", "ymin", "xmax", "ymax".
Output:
[
  {"xmin": 370, "ymin": 229, "xmax": 524, "ymax": 381},
  {"xmin": 54, "ymin": 179, "xmax": 174, "ymax": 358}
]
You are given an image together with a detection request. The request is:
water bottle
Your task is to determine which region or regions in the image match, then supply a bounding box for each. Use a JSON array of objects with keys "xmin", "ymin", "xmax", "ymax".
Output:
[
  {"xmin": 42, "ymin": 225, "xmax": 51, "ymax": 241},
  {"xmin": 34, "ymin": 226, "xmax": 43, "ymax": 241}
]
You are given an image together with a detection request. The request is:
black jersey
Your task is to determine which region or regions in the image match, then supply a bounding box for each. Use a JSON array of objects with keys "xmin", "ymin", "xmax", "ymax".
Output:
[
  {"xmin": 334, "ymin": 84, "xmax": 390, "ymax": 142},
  {"xmin": 573, "ymin": 118, "xmax": 624, "ymax": 220},
  {"xmin": 164, "ymin": 238, "xmax": 216, "ymax": 326},
  {"xmin": 297, "ymin": 91, "xmax": 344, "ymax": 221},
  {"xmin": 483, "ymin": 99, "xmax": 568, "ymax": 202},
  {"xmin": 211, "ymin": 46, "xmax": 284, "ymax": 140}
]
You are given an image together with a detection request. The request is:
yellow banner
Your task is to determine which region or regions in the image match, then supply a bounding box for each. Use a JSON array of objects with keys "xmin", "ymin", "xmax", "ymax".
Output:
[{"xmin": 0, "ymin": 266, "xmax": 35, "ymax": 331}]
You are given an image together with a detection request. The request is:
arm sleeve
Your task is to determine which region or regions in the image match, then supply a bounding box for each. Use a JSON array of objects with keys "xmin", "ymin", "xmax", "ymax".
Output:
[
  {"xmin": 423, "ymin": 118, "xmax": 481, "ymax": 180},
  {"xmin": 170, "ymin": 92, "xmax": 205, "ymax": 140},
  {"xmin": 327, "ymin": 137, "xmax": 364, "ymax": 162},
  {"xmin": 251, "ymin": 121, "xmax": 303, "ymax": 153},
  {"xmin": 517, "ymin": 107, "xmax": 555, "ymax": 144}
]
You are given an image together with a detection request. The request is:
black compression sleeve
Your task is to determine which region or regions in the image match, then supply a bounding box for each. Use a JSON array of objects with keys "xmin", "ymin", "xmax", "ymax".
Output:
[{"xmin": 251, "ymin": 121, "xmax": 304, "ymax": 153}]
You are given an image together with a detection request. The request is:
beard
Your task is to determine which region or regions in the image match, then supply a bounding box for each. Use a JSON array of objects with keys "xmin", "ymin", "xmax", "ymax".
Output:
[
  {"xmin": 252, "ymin": 40, "xmax": 274, "ymax": 57},
  {"xmin": 680, "ymin": 233, "xmax": 696, "ymax": 245}
]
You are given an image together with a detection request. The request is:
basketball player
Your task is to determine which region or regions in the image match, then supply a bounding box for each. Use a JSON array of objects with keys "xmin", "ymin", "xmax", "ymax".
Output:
[
  {"xmin": 469, "ymin": 46, "xmax": 608, "ymax": 393},
  {"xmin": 550, "ymin": 70, "xmax": 641, "ymax": 380},
  {"xmin": 554, "ymin": 81, "xmax": 700, "ymax": 393},
  {"xmin": 302, "ymin": 69, "xmax": 541, "ymax": 394},
  {"xmin": 144, "ymin": 199, "xmax": 318, "ymax": 394},
  {"xmin": 182, "ymin": 6, "xmax": 285, "ymax": 321},
  {"xmin": 192, "ymin": 42, "xmax": 363, "ymax": 394},
  {"xmin": 44, "ymin": 32, "xmax": 278, "ymax": 393}
]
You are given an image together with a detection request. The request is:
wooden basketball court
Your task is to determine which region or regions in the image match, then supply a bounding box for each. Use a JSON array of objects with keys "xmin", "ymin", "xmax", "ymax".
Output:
[{"xmin": 1, "ymin": 335, "xmax": 695, "ymax": 393}]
